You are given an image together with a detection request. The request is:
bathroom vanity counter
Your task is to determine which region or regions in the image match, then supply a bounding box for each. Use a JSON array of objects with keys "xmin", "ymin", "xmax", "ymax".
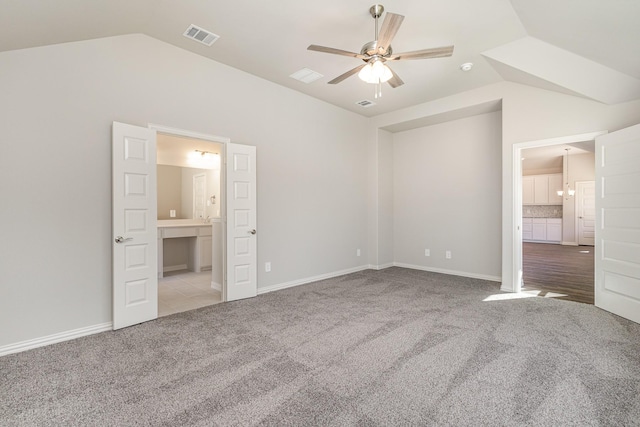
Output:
[
  {"xmin": 157, "ymin": 221, "xmax": 215, "ymax": 278},
  {"xmin": 158, "ymin": 219, "xmax": 216, "ymax": 228}
]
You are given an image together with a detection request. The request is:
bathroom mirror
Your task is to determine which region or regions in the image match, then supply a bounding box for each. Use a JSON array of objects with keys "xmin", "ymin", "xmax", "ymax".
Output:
[{"xmin": 157, "ymin": 134, "xmax": 222, "ymax": 220}]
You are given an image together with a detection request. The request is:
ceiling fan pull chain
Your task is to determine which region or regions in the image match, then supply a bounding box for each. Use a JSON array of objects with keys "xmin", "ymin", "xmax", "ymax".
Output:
[{"xmin": 375, "ymin": 80, "xmax": 382, "ymax": 99}]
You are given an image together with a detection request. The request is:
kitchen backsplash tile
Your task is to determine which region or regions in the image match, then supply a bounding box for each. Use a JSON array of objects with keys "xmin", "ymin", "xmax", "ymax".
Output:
[{"xmin": 523, "ymin": 205, "xmax": 562, "ymax": 218}]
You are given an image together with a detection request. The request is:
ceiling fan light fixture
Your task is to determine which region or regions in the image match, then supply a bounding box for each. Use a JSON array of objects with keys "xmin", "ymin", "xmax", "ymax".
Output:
[{"xmin": 358, "ymin": 60, "xmax": 393, "ymax": 83}]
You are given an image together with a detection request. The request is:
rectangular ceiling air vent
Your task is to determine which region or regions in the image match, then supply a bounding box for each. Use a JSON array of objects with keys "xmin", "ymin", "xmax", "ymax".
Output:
[
  {"xmin": 183, "ymin": 24, "xmax": 219, "ymax": 46},
  {"xmin": 290, "ymin": 68, "xmax": 323, "ymax": 84},
  {"xmin": 356, "ymin": 99, "xmax": 376, "ymax": 108}
]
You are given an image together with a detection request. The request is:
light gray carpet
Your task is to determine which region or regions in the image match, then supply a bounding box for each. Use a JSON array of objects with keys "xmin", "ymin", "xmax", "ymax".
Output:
[{"xmin": 2, "ymin": 267, "xmax": 640, "ymax": 426}]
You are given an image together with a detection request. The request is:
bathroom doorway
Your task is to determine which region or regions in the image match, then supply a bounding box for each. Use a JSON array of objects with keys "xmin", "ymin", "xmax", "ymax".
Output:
[
  {"xmin": 156, "ymin": 132, "xmax": 224, "ymax": 317},
  {"xmin": 113, "ymin": 122, "xmax": 257, "ymax": 329}
]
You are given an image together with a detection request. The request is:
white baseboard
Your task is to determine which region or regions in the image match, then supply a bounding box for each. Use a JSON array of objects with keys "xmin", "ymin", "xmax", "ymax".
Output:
[
  {"xmin": 211, "ymin": 281, "xmax": 222, "ymax": 292},
  {"xmin": 257, "ymin": 265, "xmax": 370, "ymax": 295},
  {"xmin": 163, "ymin": 264, "xmax": 187, "ymax": 273},
  {"xmin": 562, "ymin": 241, "xmax": 579, "ymax": 246},
  {"xmin": 0, "ymin": 322, "xmax": 112, "ymax": 357},
  {"xmin": 500, "ymin": 284, "xmax": 516, "ymax": 293},
  {"xmin": 393, "ymin": 262, "xmax": 501, "ymax": 282},
  {"xmin": 368, "ymin": 263, "xmax": 394, "ymax": 270}
]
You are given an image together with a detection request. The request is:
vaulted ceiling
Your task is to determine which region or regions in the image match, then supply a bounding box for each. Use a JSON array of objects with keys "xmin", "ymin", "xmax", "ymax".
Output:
[{"xmin": 1, "ymin": 0, "xmax": 638, "ymax": 116}]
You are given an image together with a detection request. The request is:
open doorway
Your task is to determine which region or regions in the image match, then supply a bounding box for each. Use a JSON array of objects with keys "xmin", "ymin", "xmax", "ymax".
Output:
[
  {"xmin": 113, "ymin": 122, "xmax": 257, "ymax": 330},
  {"xmin": 156, "ymin": 132, "xmax": 224, "ymax": 317},
  {"xmin": 514, "ymin": 133, "xmax": 603, "ymax": 304}
]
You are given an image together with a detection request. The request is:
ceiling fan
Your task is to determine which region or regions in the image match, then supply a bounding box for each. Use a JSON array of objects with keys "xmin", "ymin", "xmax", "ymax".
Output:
[{"xmin": 307, "ymin": 4, "xmax": 454, "ymax": 98}]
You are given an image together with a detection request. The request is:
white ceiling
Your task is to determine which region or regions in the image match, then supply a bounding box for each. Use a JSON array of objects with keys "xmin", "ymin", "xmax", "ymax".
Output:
[{"xmin": 1, "ymin": 0, "xmax": 638, "ymax": 117}]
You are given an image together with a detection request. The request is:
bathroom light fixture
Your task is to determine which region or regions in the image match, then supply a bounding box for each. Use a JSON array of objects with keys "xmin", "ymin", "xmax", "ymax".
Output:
[
  {"xmin": 195, "ymin": 149, "xmax": 217, "ymax": 156},
  {"xmin": 557, "ymin": 148, "xmax": 575, "ymax": 197}
]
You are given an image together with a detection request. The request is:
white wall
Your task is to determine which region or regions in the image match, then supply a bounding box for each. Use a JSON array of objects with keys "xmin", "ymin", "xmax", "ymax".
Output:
[
  {"xmin": 0, "ymin": 34, "xmax": 368, "ymax": 348},
  {"xmin": 371, "ymin": 81, "xmax": 640, "ymax": 292},
  {"xmin": 367, "ymin": 129, "xmax": 394, "ymax": 268},
  {"xmin": 392, "ymin": 112, "xmax": 503, "ymax": 279}
]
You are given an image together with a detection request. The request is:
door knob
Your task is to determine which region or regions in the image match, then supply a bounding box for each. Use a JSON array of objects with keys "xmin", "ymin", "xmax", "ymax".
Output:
[
  {"xmin": 248, "ymin": 229, "xmax": 257, "ymax": 235},
  {"xmin": 115, "ymin": 236, "xmax": 133, "ymax": 243}
]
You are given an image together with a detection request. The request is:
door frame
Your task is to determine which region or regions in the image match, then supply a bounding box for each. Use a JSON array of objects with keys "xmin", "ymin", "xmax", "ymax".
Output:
[
  {"xmin": 509, "ymin": 131, "xmax": 606, "ymax": 293},
  {"xmin": 149, "ymin": 123, "xmax": 229, "ymax": 300}
]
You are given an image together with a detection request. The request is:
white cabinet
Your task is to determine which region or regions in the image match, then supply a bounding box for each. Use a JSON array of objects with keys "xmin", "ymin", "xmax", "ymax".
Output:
[
  {"xmin": 533, "ymin": 176, "xmax": 549, "ymax": 204},
  {"xmin": 546, "ymin": 218, "xmax": 562, "ymax": 242},
  {"xmin": 522, "ymin": 173, "xmax": 562, "ymax": 205},
  {"xmin": 199, "ymin": 236, "xmax": 212, "ymax": 270},
  {"xmin": 157, "ymin": 224, "xmax": 213, "ymax": 277},
  {"xmin": 523, "ymin": 218, "xmax": 562, "ymax": 243},
  {"xmin": 522, "ymin": 218, "xmax": 532, "ymax": 240},
  {"xmin": 522, "ymin": 177, "xmax": 535, "ymax": 205},
  {"xmin": 532, "ymin": 218, "xmax": 547, "ymax": 240}
]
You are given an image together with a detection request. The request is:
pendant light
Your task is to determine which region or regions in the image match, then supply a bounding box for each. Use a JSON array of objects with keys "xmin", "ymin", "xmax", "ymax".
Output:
[{"xmin": 557, "ymin": 148, "xmax": 575, "ymax": 197}]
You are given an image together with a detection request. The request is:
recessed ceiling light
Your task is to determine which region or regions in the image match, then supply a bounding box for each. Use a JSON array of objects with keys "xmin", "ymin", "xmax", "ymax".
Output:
[
  {"xmin": 459, "ymin": 62, "xmax": 473, "ymax": 72},
  {"xmin": 290, "ymin": 68, "xmax": 323, "ymax": 84}
]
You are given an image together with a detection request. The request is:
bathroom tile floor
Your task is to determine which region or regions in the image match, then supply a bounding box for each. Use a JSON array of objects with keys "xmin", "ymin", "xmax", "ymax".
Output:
[{"xmin": 158, "ymin": 270, "xmax": 222, "ymax": 317}]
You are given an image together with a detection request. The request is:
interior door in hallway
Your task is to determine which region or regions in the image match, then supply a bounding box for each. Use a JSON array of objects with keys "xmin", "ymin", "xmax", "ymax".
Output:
[
  {"xmin": 112, "ymin": 122, "xmax": 158, "ymax": 330},
  {"xmin": 576, "ymin": 181, "xmax": 595, "ymax": 246},
  {"xmin": 595, "ymin": 124, "xmax": 640, "ymax": 324}
]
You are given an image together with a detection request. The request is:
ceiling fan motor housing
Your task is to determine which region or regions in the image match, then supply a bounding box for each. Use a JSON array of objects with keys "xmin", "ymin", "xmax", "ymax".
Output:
[{"xmin": 360, "ymin": 41, "xmax": 392, "ymax": 58}]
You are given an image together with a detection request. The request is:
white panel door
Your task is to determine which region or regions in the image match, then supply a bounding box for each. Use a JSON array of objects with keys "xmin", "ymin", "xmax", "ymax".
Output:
[
  {"xmin": 595, "ymin": 124, "xmax": 640, "ymax": 324},
  {"xmin": 112, "ymin": 122, "xmax": 158, "ymax": 330},
  {"xmin": 225, "ymin": 143, "xmax": 257, "ymax": 302},
  {"xmin": 576, "ymin": 181, "xmax": 595, "ymax": 246},
  {"xmin": 193, "ymin": 173, "xmax": 206, "ymax": 219}
]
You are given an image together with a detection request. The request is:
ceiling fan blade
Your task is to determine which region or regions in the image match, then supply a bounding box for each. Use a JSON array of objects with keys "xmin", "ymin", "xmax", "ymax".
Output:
[
  {"xmin": 307, "ymin": 45, "xmax": 366, "ymax": 59},
  {"xmin": 376, "ymin": 12, "xmax": 404, "ymax": 54},
  {"xmin": 387, "ymin": 67, "xmax": 404, "ymax": 88},
  {"xmin": 387, "ymin": 45, "xmax": 454, "ymax": 61},
  {"xmin": 328, "ymin": 64, "xmax": 367, "ymax": 84}
]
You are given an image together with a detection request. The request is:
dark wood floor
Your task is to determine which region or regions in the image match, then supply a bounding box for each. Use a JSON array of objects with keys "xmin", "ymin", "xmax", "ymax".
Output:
[{"xmin": 522, "ymin": 242, "xmax": 594, "ymax": 304}]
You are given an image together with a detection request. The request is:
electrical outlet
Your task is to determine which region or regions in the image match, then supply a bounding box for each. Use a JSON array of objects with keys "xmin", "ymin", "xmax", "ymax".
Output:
[
  {"xmin": 265, "ymin": 262, "xmax": 271, "ymax": 272},
  {"xmin": 356, "ymin": 248, "xmax": 361, "ymax": 257},
  {"xmin": 446, "ymin": 250, "xmax": 452, "ymax": 259},
  {"xmin": 425, "ymin": 249, "xmax": 430, "ymax": 256}
]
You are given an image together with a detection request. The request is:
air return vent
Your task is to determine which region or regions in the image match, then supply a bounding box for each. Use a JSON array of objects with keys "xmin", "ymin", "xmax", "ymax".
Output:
[
  {"xmin": 289, "ymin": 68, "xmax": 323, "ymax": 84},
  {"xmin": 355, "ymin": 99, "xmax": 376, "ymax": 108},
  {"xmin": 183, "ymin": 24, "xmax": 219, "ymax": 46}
]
